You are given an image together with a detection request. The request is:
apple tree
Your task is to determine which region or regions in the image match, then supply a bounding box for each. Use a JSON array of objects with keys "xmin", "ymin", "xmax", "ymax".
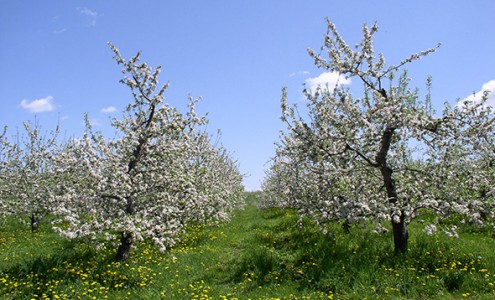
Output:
[
  {"xmin": 263, "ymin": 20, "xmax": 494, "ymax": 253},
  {"xmin": 52, "ymin": 44, "xmax": 244, "ymax": 260}
]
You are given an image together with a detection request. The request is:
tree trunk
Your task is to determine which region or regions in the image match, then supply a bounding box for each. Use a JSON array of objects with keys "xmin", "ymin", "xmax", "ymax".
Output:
[
  {"xmin": 376, "ymin": 126, "xmax": 409, "ymax": 254},
  {"xmin": 116, "ymin": 232, "xmax": 132, "ymax": 261},
  {"xmin": 114, "ymin": 82, "xmax": 156, "ymax": 262},
  {"xmin": 381, "ymin": 164, "xmax": 409, "ymax": 254},
  {"xmin": 342, "ymin": 218, "xmax": 351, "ymax": 233},
  {"xmin": 30, "ymin": 212, "xmax": 39, "ymax": 232},
  {"xmin": 392, "ymin": 212, "xmax": 408, "ymax": 254},
  {"xmin": 116, "ymin": 194, "xmax": 134, "ymax": 261}
]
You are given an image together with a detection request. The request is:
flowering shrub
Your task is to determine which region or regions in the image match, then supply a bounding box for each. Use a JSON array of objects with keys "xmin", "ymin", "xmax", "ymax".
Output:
[{"xmin": 262, "ymin": 20, "xmax": 495, "ymax": 253}]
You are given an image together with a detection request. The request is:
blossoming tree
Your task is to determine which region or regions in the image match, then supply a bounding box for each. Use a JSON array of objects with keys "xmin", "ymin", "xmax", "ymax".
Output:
[
  {"xmin": 52, "ymin": 44, "xmax": 244, "ymax": 260},
  {"xmin": 263, "ymin": 20, "xmax": 494, "ymax": 253},
  {"xmin": 0, "ymin": 122, "xmax": 62, "ymax": 231}
]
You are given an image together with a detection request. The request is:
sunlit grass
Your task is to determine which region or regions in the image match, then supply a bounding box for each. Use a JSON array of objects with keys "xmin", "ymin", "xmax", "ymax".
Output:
[{"xmin": 1, "ymin": 192, "xmax": 495, "ymax": 299}]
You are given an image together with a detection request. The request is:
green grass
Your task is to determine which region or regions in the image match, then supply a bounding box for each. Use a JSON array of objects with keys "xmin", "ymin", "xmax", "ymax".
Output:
[{"xmin": 1, "ymin": 193, "xmax": 495, "ymax": 299}]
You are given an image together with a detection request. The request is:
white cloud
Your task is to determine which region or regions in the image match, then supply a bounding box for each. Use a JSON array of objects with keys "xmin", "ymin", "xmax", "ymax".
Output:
[
  {"xmin": 77, "ymin": 7, "xmax": 99, "ymax": 26},
  {"xmin": 461, "ymin": 79, "xmax": 495, "ymax": 108},
  {"xmin": 305, "ymin": 72, "xmax": 351, "ymax": 93},
  {"xmin": 101, "ymin": 106, "xmax": 117, "ymax": 113},
  {"xmin": 289, "ymin": 70, "xmax": 310, "ymax": 77},
  {"xmin": 20, "ymin": 96, "xmax": 55, "ymax": 113}
]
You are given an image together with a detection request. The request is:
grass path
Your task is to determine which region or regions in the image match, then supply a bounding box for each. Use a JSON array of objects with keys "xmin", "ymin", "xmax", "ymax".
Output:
[{"xmin": 160, "ymin": 192, "xmax": 315, "ymax": 298}]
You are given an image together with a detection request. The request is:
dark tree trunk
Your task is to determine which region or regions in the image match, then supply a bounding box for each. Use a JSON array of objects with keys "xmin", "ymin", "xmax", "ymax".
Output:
[
  {"xmin": 30, "ymin": 212, "xmax": 39, "ymax": 232},
  {"xmin": 376, "ymin": 126, "xmax": 409, "ymax": 254},
  {"xmin": 116, "ymin": 195, "xmax": 135, "ymax": 261},
  {"xmin": 392, "ymin": 213, "xmax": 409, "ymax": 254},
  {"xmin": 380, "ymin": 165, "xmax": 409, "ymax": 254},
  {"xmin": 342, "ymin": 219, "xmax": 351, "ymax": 233},
  {"xmin": 116, "ymin": 232, "xmax": 132, "ymax": 261}
]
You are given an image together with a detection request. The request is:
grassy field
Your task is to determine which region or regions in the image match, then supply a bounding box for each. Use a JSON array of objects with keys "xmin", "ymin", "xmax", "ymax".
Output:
[{"xmin": 1, "ymin": 193, "xmax": 495, "ymax": 299}]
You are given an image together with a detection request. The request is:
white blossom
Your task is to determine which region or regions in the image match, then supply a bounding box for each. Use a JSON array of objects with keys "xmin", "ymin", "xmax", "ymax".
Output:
[{"xmin": 423, "ymin": 224, "xmax": 437, "ymax": 236}]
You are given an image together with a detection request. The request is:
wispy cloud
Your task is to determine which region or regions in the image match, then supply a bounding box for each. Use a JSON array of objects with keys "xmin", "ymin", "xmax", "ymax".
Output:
[
  {"xmin": 289, "ymin": 70, "xmax": 310, "ymax": 77},
  {"xmin": 77, "ymin": 7, "xmax": 100, "ymax": 26},
  {"xmin": 88, "ymin": 118, "xmax": 101, "ymax": 127},
  {"xmin": 78, "ymin": 7, "xmax": 98, "ymax": 18},
  {"xmin": 51, "ymin": 15, "xmax": 67, "ymax": 34},
  {"xmin": 101, "ymin": 106, "xmax": 117, "ymax": 113},
  {"xmin": 461, "ymin": 79, "xmax": 495, "ymax": 108},
  {"xmin": 304, "ymin": 72, "xmax": 351, "ymax": 93},
  {"xmin": 53, "ymin": 28, "xmax": 67, "ymax": 35},
  {"xmin": 20, "ymin": 96, "xmax": 56, "ymax": 113}
]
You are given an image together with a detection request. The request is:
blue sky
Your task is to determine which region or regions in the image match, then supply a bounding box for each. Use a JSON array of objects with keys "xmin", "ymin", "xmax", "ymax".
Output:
[{"xmin": 1, "ymin": 1, "xmax": 494, "ymax": 191}]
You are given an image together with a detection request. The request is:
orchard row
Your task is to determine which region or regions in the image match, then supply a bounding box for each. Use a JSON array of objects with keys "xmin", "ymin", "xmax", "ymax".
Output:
[{"xmin": 0, "ymin": 44, "xmax": 244, "ymax": 261}]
